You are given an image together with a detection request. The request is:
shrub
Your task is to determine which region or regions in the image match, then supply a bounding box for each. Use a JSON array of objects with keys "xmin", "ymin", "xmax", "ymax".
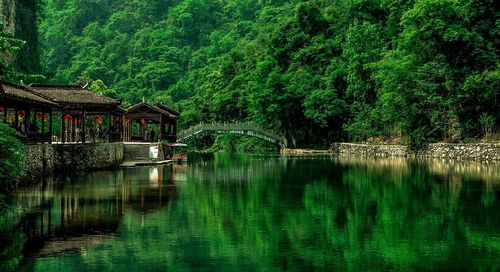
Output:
[{"xmin": 0, "ymin": 123, "xmax": 26, "ymax": 188}]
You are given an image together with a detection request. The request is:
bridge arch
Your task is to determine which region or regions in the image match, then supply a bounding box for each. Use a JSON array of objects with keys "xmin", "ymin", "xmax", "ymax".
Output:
[{"xmin": 177, "ymin": 122, "xmax": 286, "ymax": 147}]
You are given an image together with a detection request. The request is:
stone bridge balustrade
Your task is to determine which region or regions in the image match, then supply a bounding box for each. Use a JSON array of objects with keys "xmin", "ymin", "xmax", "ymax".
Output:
[{"xmin": 177, "ymin": 122, "xmax": 286, "ymax": 147}]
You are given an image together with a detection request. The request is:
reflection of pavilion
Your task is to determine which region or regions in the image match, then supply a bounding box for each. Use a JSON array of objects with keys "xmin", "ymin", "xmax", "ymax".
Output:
[{"xmin": 19, "ymin": 166, "xmax": 178, "ymax": 257}]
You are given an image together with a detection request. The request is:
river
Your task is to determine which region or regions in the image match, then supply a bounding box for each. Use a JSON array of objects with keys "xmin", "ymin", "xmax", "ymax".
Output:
[{"xmin": 1, "ymin": 154, "xmax": 499, "ymax": 271}]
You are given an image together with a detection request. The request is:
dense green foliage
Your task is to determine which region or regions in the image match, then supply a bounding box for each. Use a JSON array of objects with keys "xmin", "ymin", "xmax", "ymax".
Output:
[
  {"xmin": 0, "ymin": 22, "xmax": 25, "ymax": 81},
  {"xmin": 0, "ymin": 23, "xmax": 27, "ymax": 186},
  {"xmin": 39, "ymin": 0, "xmax": 499, "ymax": 148},
  {"xmin": 0, "ymin": 123, "xmax": 26, "ymax": 186}
]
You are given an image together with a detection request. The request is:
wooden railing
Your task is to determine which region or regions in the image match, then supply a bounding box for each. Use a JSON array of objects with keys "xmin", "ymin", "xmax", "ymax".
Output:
[{"xmin": 177, "ymin": 122, "xmax": 286, "ymax": 146}]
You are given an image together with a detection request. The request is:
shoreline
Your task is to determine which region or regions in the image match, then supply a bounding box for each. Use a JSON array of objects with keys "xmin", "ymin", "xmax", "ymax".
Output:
[{"xmin": 282, "ymin": 142, "xmax": 500, "ymax": 162}]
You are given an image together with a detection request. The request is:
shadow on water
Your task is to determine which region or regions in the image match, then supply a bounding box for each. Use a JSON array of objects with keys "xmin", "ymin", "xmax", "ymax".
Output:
[{"xmin": 1, "ymin": 153, "xmax": 499, "ymax": 271}]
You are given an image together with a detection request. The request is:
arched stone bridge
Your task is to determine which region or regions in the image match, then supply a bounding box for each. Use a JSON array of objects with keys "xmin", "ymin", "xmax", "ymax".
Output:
[{"xmin": 177, "ymin": 122, "xmax": 286, "ymax": 147}]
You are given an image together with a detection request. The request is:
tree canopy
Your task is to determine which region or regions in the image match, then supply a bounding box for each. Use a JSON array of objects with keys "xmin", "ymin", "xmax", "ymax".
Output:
[{"xmin": 38, "ymin": 0, "xmax": 500, "ymax": 148}]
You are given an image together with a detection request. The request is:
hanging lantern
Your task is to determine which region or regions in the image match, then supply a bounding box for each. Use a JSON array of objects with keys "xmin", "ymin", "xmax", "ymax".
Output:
[
  {"xmin": 43, "ymin": 114, "xmax": 48, "ymax": 121},
  {"xmin": 0, "ymin": 107, "xmax": 4, "ymax": 112},
  {"xmin": 19, "ymin": 111, "xmax": 25, "ymax": 117},
  {"xmin": 36, "ymin": 112, "xmax": 43, "ymax": 118},
  {"xmin": 140, "ymin": 118, "xmax": 146, "ymax": 125}
]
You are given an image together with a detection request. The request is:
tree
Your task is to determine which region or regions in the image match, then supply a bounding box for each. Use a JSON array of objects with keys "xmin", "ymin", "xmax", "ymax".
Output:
[{"xmin": 0, "ymin": 124, "xmax": 26, "ymax": 187}]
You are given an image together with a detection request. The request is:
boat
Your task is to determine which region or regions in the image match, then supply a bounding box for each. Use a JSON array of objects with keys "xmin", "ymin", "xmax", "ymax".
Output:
[{"xmin": 167, "ymin": 143, "xmax": 189, "ymax": 163}]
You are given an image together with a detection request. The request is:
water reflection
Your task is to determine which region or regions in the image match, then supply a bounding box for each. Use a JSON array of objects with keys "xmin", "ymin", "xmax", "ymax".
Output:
[
  {"xmin": 16, "ymin": 166, "xmax": 179, "ymax": 259},
  {"xmin": 2, "ymin": 154, "xmax": 499, "ymax": 271}
]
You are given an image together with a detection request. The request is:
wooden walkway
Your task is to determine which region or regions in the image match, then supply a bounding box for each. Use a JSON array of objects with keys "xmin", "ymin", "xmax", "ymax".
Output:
[{"xmin": 177, "ymin": 122, "xmax": 286, "ymax": 146}]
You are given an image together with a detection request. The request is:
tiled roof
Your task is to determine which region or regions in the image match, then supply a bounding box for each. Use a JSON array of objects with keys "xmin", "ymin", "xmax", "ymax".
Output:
[
  {"xmin": 155, "ymin": 103, "xmax": 180, "ymax": 117},
  {"xmin": 28, "ymin": 84, "xmax": 121, "ymax": 106},
  {"xmin": 126, "ymin": 102, "xmax": 178, "ymax": 118},
  {"xmin": 0, "ymin": 81, "xmax": 57, "ymax": 106}
]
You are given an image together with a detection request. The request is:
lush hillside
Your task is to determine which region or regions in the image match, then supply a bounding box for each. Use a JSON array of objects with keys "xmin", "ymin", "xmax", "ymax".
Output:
[
  {"xmin": 1, "ymin": 0, "xmax": 43, "ymax": 80},
  {"xmin": 39, "ymin": 0, "xmax": 499, "ymax": 148}
]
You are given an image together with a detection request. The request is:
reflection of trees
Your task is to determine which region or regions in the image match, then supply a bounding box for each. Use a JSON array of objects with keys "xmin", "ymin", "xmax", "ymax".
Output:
[
  {"xmin": 144, "ymin": 155, "xmax": 499, "ymax": 271},
  {"xmin": 10, "ymin": 155, "xmax": 500, "ymax": 271},
  {"xmin": 0, "ymin": 207, "xmax": 25, "ymax": 272}
]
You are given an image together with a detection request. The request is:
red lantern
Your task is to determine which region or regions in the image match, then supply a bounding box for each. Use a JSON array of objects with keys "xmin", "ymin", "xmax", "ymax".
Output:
[
  {"xmin": 140, "ymin": 118, "xmax": 146, "ymax": 125},
  {"xmin": 37, "ymin": 112, "xmax": 42, "ymax": 118},
  {"xmin": 19, "ymin": 111, "xmax": 25, "ymax": 117},
  {"xmin": 43, "ymin": 114, "xmax": 48, "ymax": 121},
  {"xmin": 0, "ymin": 107, "xmax": 4, "ymax": 112}
]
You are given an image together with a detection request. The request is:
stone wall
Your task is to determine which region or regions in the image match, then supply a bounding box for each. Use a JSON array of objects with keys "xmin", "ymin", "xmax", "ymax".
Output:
[
  {"xmin": 24, "ymin": 143, "xmax": 124, "ymax": 180},
  {"xmin": 282, "ymin": 143, "xmax": 500, "ymax": 162},
  {"xmin": 330, "ymin": 143, "xmax": 500, "ymax": 161}
]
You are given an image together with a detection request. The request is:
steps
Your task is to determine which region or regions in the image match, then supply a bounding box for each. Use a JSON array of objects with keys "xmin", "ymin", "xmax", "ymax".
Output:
[{"xmin": 123, "ymin": 143, "xmax": 156, "ymax": 162}]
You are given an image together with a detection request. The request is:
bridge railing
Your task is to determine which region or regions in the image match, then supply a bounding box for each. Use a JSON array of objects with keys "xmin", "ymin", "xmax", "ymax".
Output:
[{"xmin": 177, "ymin": 122, "xmax": 285, "ymax": 145}]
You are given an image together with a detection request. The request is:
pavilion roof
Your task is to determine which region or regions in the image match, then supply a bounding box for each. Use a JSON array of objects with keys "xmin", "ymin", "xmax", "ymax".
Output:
[
  {"xmin": 0, "ymin": 81, "xmax": 57, "ymax": 107},
  {"xmin": 126, "ymin": 102, "xmax": 178, "ymax": 119},
  {"xmin": 155, "ymin": 103, "xmax": 180, "ymax": 117},
  {"xmin": 28, "ymin": 83, "xmax": 121, "ymax": 108}
]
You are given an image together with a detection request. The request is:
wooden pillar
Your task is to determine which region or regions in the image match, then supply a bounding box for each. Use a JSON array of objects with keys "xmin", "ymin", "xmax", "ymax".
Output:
[
  {"xmin": 25, "ymin": 110, "xmax": 31, "ymax": 131},
  {"xmin": 41, "ymin": 112, "xmax": 45, "ymax": 133},
  {"xmin": 128, "ymin": 121, "xmax": 132, "ymax": 142},
  {"xmin": 61, "ymin": 113, "xmax": 66, "ymax": 143},
  {"xmin": 159, "ymin": 114, "xmax": 164, "ymax": 141},
  {"xmin": 82, "ymin": 111, "xmax": 86, "ymax": 143},
  {"xmin": 15, "ymin": 108, "xmax": 19, "ymax": 130},
  {"xmin": 173, "ymin": 121, "xmax": 177, "ymax": 138},
  {"xmin": 71, "ymin": 115, "xmax": 76, "ymax": 142},
  {"xmin": 107, "ymin": 113, "xmax": 111, "ymax": 142},
  {"xmin": 49, "ymin": 111, "xmax": 53, "ymax": 144},
  {"xmin": 33, "ymin": 111, "xmax": 38, "ymax": 131}
]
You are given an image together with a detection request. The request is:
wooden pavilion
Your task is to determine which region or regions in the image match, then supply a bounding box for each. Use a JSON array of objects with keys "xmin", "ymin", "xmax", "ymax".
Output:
[
  {"xmin": 124, "ymin": 102, "xmax": 179, "ymax": 143},
  {"xmin": 28, "ymin": 83, "xmax": 124, "ymax": 143},
  {"xmin": 0, "ymin": 81, "xmax": 57, "ymax": 143}
]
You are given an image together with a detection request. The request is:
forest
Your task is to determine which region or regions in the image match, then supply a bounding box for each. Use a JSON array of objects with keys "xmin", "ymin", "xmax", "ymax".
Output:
[{"xmin": 4, "ymin": 0, "xmax": 500, "ymax": 149}]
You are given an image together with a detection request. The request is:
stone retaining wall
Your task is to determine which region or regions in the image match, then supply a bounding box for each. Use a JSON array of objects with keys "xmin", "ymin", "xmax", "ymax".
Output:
[
  {"xmin": 24, "ymin": 143, "xmax": 124, "ymax": 180},
  {"xmin": 283, "ymin": 143, "xmax": 500, "ymax": 162},
  {"xmin": 331, "ymin": 143, "xmax": 500, "ymax": 161}
]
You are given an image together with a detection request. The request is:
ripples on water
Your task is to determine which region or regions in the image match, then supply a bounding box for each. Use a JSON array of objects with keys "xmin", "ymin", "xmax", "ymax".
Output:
[{"xmin": 1, "ymin": 154, "xmax": 499, "ymax": 271}]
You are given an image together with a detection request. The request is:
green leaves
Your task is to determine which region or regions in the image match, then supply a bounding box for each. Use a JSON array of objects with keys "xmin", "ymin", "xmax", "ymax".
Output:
[
  {"xmin": 37, "ymin": 0, "xmax": 499, "ymax": 148},
  {"xmin": 0, "ymin": 124, "xmax": 26, "ymax": 187}
]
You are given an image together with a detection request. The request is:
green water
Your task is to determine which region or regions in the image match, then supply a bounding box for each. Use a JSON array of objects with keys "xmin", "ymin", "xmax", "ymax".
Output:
[{"xmin": 2, "ymin": 154, "xmax": 500, "ymax": 271}]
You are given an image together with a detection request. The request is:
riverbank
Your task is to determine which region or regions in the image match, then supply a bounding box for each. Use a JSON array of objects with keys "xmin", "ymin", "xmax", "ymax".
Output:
[{"xmin": 282, "ymin": 142, "xmax": 500, "ymax": 162}]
